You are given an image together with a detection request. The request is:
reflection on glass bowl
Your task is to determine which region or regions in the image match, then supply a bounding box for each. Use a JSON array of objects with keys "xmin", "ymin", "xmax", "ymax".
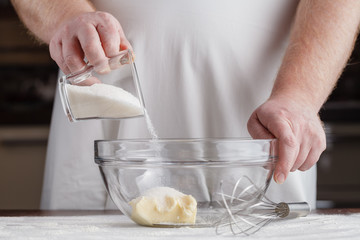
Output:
[{"xmin": 95, "ymin": 138, "xmax": 277, "ymax": 227}]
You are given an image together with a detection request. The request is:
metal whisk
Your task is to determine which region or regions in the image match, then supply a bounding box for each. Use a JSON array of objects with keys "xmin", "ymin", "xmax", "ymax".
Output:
[{"xmin": 214, "ymin": 176, "xmax": 311, "ymax": 236}]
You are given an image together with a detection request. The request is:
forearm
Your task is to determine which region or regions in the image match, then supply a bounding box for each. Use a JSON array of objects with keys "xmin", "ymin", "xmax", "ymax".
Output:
[
  {"xmin": 271, "ymin": 0, "xmax": 360, "ymax": 113},
  {"xmin": 11, "ymin": 0, "xmax": 95, "ymax": 44}
]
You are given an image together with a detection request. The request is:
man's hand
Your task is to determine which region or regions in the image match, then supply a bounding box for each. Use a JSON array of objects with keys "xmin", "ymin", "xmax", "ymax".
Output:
[
  {"xmin": 247, "ymin": 0, "xmax": 360, "ymax": 184},
  {"xmin": 247, "ymin": 96, "xmax": 326, "ymax": 184},
  {"xmin": 49, "ymin": 11, "xmax": 132, "ymax": 75}
]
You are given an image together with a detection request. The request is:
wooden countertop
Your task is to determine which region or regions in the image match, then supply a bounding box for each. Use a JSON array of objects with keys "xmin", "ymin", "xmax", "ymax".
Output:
[{"xmin": 0, "ymin": 208, "xmax": 359, "ymax": 216}]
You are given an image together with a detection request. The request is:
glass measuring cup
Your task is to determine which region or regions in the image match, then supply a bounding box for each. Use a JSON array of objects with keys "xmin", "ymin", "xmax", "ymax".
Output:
[{"xmin": 59, "ymin": 49, "xmax": 145, "ymax": 122}]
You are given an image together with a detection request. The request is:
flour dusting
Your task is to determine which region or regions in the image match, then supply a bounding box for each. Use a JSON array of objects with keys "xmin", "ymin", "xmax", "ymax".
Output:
[{"xmin": 0, "ymin": 213, "xmax": 359, "ymax": 240}]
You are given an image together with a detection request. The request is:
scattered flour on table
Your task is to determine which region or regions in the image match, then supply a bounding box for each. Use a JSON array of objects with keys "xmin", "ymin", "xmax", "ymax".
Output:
[
  {"xmin": 0, "ymin": 213, "xmax": 360, "ymax": 239},
  {"xmin": 66, "ymin": 83, "xmax": 143, "ymax": 119}
]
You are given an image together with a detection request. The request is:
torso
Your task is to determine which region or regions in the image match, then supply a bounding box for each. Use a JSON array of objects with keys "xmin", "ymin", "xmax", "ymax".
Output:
[{"xmin": 42, "ymin": 0, "xmax": 317, "ymax": 210}]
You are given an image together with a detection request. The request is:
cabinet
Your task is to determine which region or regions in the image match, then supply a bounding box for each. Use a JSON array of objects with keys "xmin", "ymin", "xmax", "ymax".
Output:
[
  {"xmin": 317, "ymin": 123, "xmax": 360, "ymax": 207},
  {"xmin": 0, "ymin": 126, "xmax": 49, "ymax": 209},
  {"xmin": 0, "ymin": 3, "xmax": 55, "ymax": 209}
]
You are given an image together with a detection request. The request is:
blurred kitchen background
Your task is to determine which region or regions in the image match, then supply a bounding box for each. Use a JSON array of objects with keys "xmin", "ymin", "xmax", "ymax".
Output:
[
  {"xmin": 0, "ymin": 0, "xmax": 57, "ymax": 209},
  {"xmin": 0, "ymin": 1, "xmax": 359, "ymax": 209}
]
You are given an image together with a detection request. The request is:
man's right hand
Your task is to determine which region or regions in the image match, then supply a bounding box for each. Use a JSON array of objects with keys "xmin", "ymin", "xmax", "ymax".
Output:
[{"xmin": 49, "ymin": 11, "xmax": 132, "ymax": 75}]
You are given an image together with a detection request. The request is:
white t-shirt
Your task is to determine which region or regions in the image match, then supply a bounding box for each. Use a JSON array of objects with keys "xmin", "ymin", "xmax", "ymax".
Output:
[{"xmin": 41, "ymin": 0, "xmax": 316, "ymax": 210}]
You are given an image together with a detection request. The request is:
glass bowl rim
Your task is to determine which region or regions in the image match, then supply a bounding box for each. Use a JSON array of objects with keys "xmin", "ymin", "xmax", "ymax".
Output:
[
  {"xmin": 94, "ymin": 137, "xmax": 276, "ymax": 143},
  {"xmin": 95, "ymin": 137, "xmax": 278, "ymax": 166}
]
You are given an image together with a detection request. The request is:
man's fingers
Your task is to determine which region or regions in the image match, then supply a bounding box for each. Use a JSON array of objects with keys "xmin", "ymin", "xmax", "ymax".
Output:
[
  {"xmin": 95, "ymin": 12, "xmax": 121, "ymax": 57},
  {"xmin": 247, "ymin": 113, "xmax": 275, "ymax": 139},
  {"xmin": 248, "ymin": 99, "xmax": 327, "ymax": 185},
  {"xmin": 77, "ymin": 24, "xmax": 109, "ymax": 73},
  {"xmin": 274, "ymin": 134, "xmax": 299, "ymax": 184},
  {"xmin": 290, "ymin": 143, "xmax": 310, "ymax": 172},
  {"xmin": 119, "ymin": 33, "xmax": 133, "ymax": 51},
  {"xmin": 269, "ymin": 120, "xmax": 299, "ymax": 184},
  {"xmin": 248, "ymin": 112, "xmax": 299, "ymax": 184},
  {"xmin": 49, "ymin": 38, "xmax": 71, "ymax": 75},
  {"xmin": 299, "ymin": 140, "xmax": 325, "ymax": 171},
  {"xmin": 62, "ymin": 37, "xmax": 86, "ymax": 73},
  {"xmin": 49, "ymin": 12, "xmax": 134, "ymax": 75}
]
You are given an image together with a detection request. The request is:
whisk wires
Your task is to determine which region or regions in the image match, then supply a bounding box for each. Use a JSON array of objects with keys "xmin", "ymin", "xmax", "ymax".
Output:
[{"xmin": 214, "ymin": 176, "xmax": 310, "ymax": 236}]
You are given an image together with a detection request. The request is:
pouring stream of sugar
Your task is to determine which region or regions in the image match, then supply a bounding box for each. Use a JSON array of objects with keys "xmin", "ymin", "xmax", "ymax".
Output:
[
  {"xmin": 144, "ymin": 109, "xmax": 159, "ymax": 140},
  {"xmin": 143, "ymin": 109, "xmax": 161, "ymax": 160}
]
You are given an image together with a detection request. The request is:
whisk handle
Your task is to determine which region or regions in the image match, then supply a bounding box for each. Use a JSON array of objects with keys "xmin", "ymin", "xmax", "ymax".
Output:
[{"xmin": 276, "ymin": 202, "xmax": 311, "ymax": 219}]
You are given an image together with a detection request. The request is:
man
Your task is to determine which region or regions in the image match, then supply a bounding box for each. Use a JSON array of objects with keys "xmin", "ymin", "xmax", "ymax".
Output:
[{"xmin": 11, "ymin": 0, "xmax": 360, "ymax": 209}]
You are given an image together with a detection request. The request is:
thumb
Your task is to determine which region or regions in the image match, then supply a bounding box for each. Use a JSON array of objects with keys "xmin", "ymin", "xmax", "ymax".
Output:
[{"xmin": 247, "ymin": 112, "xmax": 274, "ymax": 139}]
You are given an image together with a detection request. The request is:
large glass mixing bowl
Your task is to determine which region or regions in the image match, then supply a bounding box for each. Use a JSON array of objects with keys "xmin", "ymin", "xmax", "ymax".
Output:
[{"xmin": 95, "ymin": 138, "xmax": 277, "ymax": 227}]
